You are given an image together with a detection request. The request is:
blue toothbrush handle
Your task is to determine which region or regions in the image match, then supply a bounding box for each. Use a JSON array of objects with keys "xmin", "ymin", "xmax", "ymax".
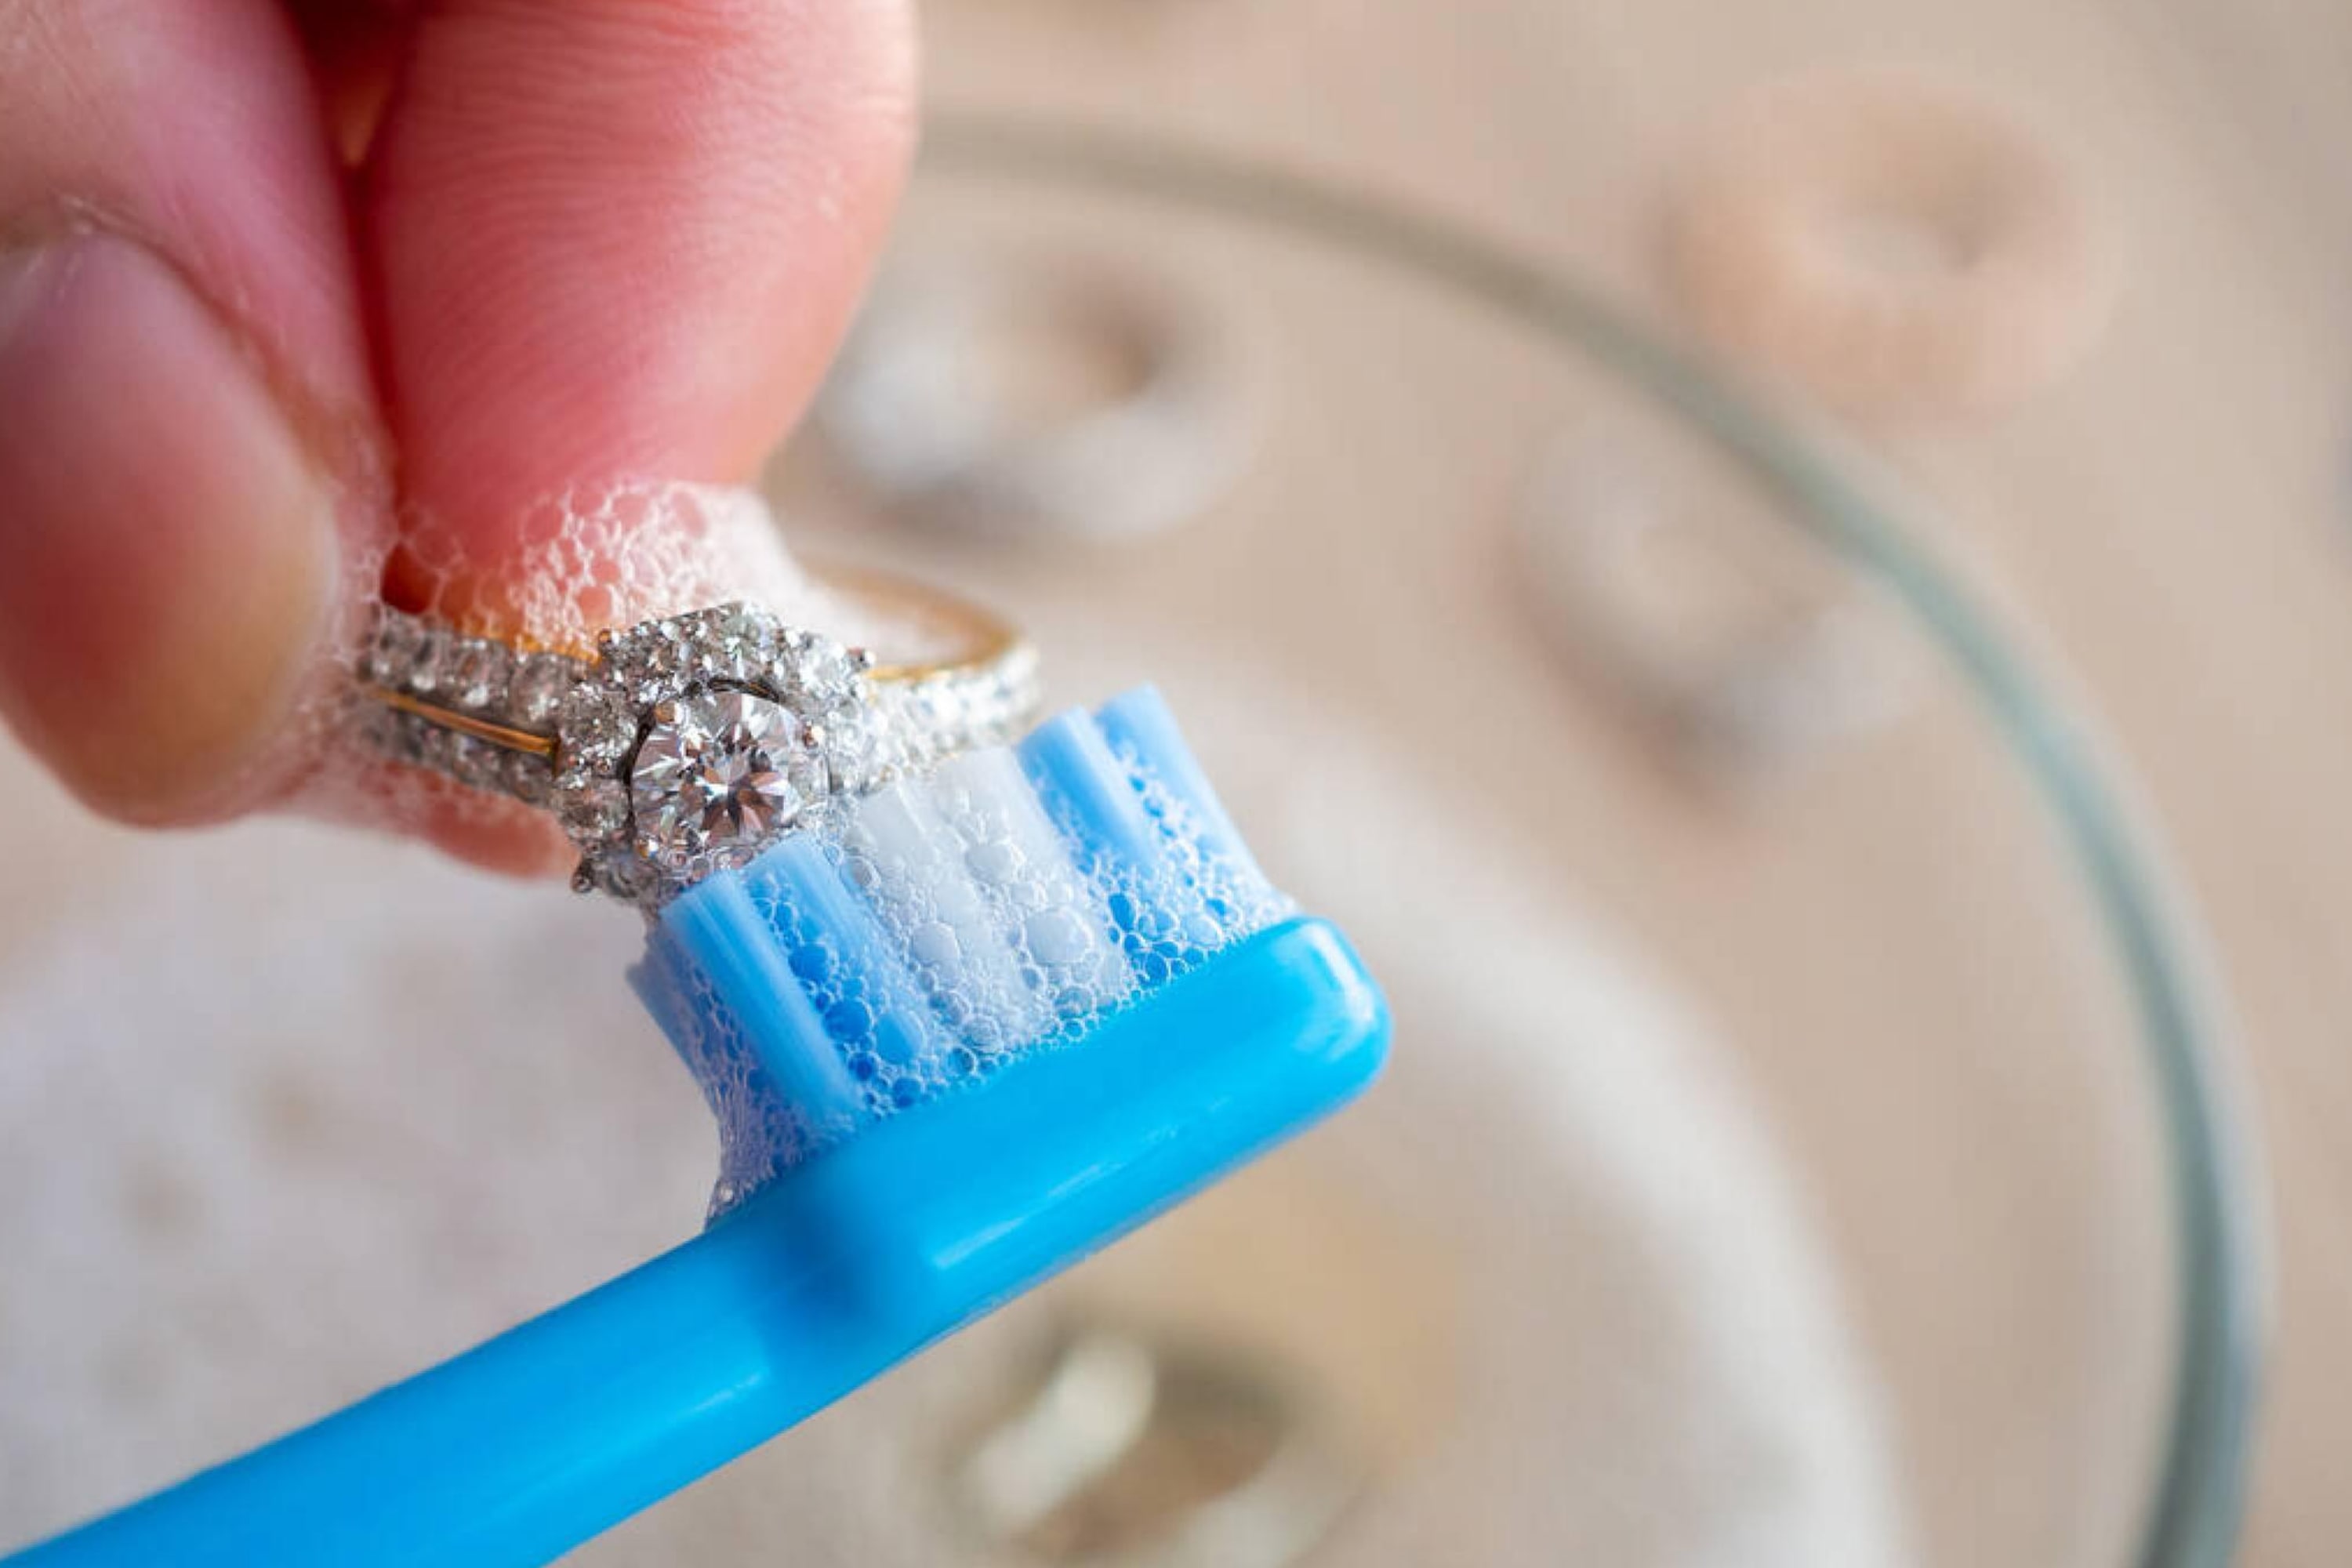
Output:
[
  {"xmin": 8, "ymin": 916, "xmax": 1389, "ymax": 1568},
  {"xmin": 16, "ymin": 1194, "xmax": 868, "ymax": 1568}
]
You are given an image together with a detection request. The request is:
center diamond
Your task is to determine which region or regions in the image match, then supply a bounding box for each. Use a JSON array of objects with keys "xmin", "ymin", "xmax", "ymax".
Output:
[{"xmin": 630, "ymin": 689, "xmax": 815, "ymax": 869}]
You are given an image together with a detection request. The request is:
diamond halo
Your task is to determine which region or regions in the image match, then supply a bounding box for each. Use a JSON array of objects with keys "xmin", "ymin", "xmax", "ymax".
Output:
[{"xmin": 551, "ymin": 605, "xmax": 884, "ymax": 898}]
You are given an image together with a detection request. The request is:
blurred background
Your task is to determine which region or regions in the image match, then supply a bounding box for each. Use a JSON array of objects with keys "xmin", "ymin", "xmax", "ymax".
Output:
[{"xmin": 2, "ymin": 3, "xmax": 2346, "ymax": 1566}]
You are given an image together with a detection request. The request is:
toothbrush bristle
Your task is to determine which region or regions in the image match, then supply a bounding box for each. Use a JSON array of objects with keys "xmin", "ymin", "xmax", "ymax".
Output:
[{"xmin": 633, "ymin": 688, "xmax": 1293, "ymax": 1214}]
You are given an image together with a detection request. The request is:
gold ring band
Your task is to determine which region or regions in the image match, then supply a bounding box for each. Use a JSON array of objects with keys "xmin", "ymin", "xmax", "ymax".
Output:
[
  {"xmin": 354, "ymin": 567, "xmax": 1042, "ymax": 904},
  {"xmin": 361, "ymin": 564, "xmax": 1028, "ymax": 760}
]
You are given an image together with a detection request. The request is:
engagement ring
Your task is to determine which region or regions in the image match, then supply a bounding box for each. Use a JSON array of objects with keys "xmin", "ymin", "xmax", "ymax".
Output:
[{"xmin": 356, "ymin": 574, "xmax": 1040, "ymax": 905}]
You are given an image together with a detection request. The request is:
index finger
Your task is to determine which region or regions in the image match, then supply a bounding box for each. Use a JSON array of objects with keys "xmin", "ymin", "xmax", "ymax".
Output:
[{"xmin": 361, "ymin": 0, "xmax": 917, "ymax": 635}]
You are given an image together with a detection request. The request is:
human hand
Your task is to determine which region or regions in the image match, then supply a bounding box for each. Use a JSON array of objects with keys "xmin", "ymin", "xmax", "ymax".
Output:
[{"xmin": 0, "ymin": 0, "xmax": 915, "ymax": 872}]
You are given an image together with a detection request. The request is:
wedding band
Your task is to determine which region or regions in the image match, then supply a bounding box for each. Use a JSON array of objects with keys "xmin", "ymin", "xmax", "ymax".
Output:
[
  {"xmin": 818, "ymin": 256, "xmax": 1251, "ymax": 543},
  {"xmin": 1515, "ymin": 438, "xmax": 1917, "ymax": 787},
  {"xmin": 355, "ymin": 575, "xmax": 1041, "ymax": 904}
]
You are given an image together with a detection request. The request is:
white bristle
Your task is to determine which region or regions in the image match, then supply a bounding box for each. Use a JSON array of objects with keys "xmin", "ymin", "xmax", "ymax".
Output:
[
  {"xmin": 929, "ymin": 750, "xmax": 1136, "ymax": 1019},
  {"xmin": 839, "ymin": 778, "xmax": 1054, "ymax": 1054}
]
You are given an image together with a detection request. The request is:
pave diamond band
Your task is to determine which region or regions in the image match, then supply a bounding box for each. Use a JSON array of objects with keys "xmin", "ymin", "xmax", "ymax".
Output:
[{"xmin": 357, "ymin": 582, "xmax": 1041, "ymax": 905}]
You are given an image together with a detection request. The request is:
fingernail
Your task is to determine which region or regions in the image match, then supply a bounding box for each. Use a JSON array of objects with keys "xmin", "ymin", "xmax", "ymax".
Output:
[{"xmin": 0, "ymin": 232, "xmax": 339, "ymax": 822}]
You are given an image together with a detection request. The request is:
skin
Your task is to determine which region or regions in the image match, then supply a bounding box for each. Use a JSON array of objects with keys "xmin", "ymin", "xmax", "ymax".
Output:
[{"xmin": 0, "ymin": 0, "xmax": 916, "ymax": 873}]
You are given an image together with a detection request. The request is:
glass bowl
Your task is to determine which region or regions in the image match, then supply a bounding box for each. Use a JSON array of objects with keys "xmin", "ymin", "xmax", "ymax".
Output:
[{"xmin": 0, "ymin": 126, "xmax": 2259, "ymax": 1568}]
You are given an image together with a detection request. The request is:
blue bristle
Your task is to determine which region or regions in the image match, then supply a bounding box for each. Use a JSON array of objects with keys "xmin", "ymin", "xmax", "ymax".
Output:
[
  {"xmin": 1014, "ymin": 708, "xmax": 1162, "ymax": 869},
  {"xmin": 665, "ymin": 873, "xmax": 868, "ymax": 1139},
  {"xmin": 739, "ymin": 834, "xmax": 956, "ymax": 1115},
  {"xmin": 1094, "ymin": 685, "xmax": 1257, "ymax": 875}
]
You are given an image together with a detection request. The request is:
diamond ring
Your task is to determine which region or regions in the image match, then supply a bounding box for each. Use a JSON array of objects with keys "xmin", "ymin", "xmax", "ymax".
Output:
[{"xmin": 356, "ymin": 573, "xmax": 1040, "ymax": 905}]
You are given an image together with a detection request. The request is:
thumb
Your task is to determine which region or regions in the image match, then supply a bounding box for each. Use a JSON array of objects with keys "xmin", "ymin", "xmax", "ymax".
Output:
[
  {"xmin": 0, "ymin": 2, "xmax": 379, "ymax": 826},
  {"xmin": 0, "ymin": 234, "xmax": 343, "ymax": 824}
]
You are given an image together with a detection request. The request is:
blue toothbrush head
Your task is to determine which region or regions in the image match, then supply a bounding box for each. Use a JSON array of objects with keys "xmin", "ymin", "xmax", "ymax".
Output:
[{"xmin": 633, "ymin": 683, "xmax": 1388, "ymax": 1317}]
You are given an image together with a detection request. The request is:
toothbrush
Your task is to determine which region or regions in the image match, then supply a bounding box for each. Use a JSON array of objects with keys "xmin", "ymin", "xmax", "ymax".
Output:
[{"xmin": 8, "ymin": 686, "xmax": 1390, "ymax": 1568}]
